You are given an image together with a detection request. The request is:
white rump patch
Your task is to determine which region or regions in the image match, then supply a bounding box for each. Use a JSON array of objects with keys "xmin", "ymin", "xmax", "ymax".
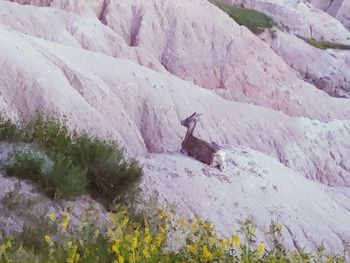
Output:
[{"xmin": 211, "ymin": 150, "xmax": 226, "ymax": 171}]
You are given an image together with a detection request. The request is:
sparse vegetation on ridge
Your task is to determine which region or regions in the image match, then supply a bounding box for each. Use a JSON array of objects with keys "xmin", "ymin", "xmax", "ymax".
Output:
[
  {"xmin": 209, "ymin": 0, "xmax": 276, "ymax": 34},
  {"xmin": 304, "ymin": 38, "xmax": 350, "ymax": 50},
  {"xmin": 0, "ymin": 114, "xmax": 142, "ymax": 202}
]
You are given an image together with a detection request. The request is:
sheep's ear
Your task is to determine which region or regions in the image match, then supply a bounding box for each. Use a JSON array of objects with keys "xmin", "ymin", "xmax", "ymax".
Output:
[{"xmin": 195, "ymin": 113, "xmax": 203, "ymax": 118}]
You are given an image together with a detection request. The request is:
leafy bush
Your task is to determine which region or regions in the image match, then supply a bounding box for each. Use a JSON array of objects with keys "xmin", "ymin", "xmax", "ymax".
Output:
[
  {"xmin": 23, "ymin": 114, "xmax": 73, "ymax": 156},
  {"xmin": 0, "ymin": 116, "xmax": 20, "ymax": 142},
  {"xmin": 306, "ymin": 38, "xmax": 350, "ymax": 50},
  {"xmin": 0, "ymin": 208, "xmax": 347, "ymax": 263},
  {"xmin": 1, "ymin": 114, "xmax": 142, "ymax": 202},
  {"xmin": 44, "ymin": 158, "xmax": 87, "ymax": 199},
  {"xmin": 209, "ymin": 0, "xmax": 276, "ymax": 34},
  {"xmin": 5, "ymin": 151, "xmax": 44, "ymax": 182},
  {"xmin": 5, "ymin": 151, "xmax": 87, "ymax": 199},
  {"xmin": 70, "ymin": 135, "xmax": 142, "ymax": 201}
]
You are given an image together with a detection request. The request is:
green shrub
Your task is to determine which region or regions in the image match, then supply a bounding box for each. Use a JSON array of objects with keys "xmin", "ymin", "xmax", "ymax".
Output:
[
  {"xmin": 306, "ymin": 38, "xmax": 350, "ymax": 50},
  {"xmin": 0, "ymin": 116, "xmax": 20, "ymax": 142},
  {"xmin": 23, "ymin": 114, "xmax": 73, "ymax": 156},
  {"xmin": 44, "ymin": 158, "xmax": 87, "ymax": 199},
  {"xmin": 209, "ymin": 0, "xmax": 276, "ymax": 34},
  {"xmin": 1, "ymin": 114, "xmax": 142, "ymax": 203},
  {"xmin": 5, "ymin": 151, "xmax": 87, "ymax": 199},
  {"xmin": 5, "ymin": 152, "xmax": 44, "ymax": 182}
]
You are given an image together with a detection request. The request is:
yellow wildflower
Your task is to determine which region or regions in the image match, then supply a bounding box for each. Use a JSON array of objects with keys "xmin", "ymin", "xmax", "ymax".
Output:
[
  {"xmin": 276, "ymin": 224, "xmax": 283, "ymax": 232},
  {"xmin": 142, "ymin": 248, "xmax": 151, "ymax": 258},
  {"xmin": 144, "ymin": 234, "xmax": 152, "ymax": 244},
  {"xmin": 0, "ymin": 240, "xmax": 12, "ymax": 253},
  {"xmin": 150, "ymin": 244, "xmax": 157, "ymax": 253},
  {"xmin": 145, "ymin": 225, "xmax": 150, "ymax": 236},
  {"xmin": 159, "ymin": 209, "xmax": 167, "ymax": 219},
  {"xmin": 48, "ymin": 212, "xmax": 56, "ymax": 222},
  {"xmin": 67, "ymin": 243, "xmax": 78, "ymax": 263},
  {"xmin": 111, "ymin": 240, "xmax": 120, "ymax": 254},
  {"xmin": 122, "ymin": 217, "xmax": 129, "ymax": 226},
  {"xmin": 209, "ymin": 237, "xmax": 216, "ymax": 246},
  {"xmin": 202, "ymin": 245, "xmax": 213, "ymax": 261},
  {"xmin": 61, "ymin": 212, "xmax": 70, "ymax": 231},
  {"xmin": 188, "ymin": 244, "xmax": 196, "ymax": 254},
  {"xmin": 44, "ymin": 234, "xmax": 52, "ymax": 244},
  {"xmin": 118, "ymin": 255, "xmax": 124, "ymax": 263},
  {"xmin": 221, "ymin": 238, "xmax": 230, "ymax": 250},
  {"xmin": 131, "ymin": 236, "xmax": 138, "ymax": 249},
  {"xmin": 257, "ymin": 242, "xmax": 265, "ymax": 257},
  {"xmin": 204, "ymin": 221, "xmax": 211, "ymax": 230},
  {"xmin": 178, "ymin": 216, "xmax": 186, "ymax": 228},
  {"xmin": 232, "ymin": 234, "xmax": 241, "ymax": 249}
]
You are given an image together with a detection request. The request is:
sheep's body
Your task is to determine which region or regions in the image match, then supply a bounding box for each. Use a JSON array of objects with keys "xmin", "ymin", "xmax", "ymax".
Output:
[{"xmin": 180, "ymin": 113, "xmax": 226, "ymax": 171}]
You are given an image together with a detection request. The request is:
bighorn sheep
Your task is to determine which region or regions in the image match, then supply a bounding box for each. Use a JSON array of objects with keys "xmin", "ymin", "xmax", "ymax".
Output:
[{"xmin": 181, "ymin": 112, "xmax": 225, "ymax": 171}]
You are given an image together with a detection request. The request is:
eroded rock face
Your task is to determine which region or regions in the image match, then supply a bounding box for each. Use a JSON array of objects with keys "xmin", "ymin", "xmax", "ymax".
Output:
[
  {"xmin": 5, "ymin": 0, "xmax": 347, "ymax": 117},
  {"xmin": 307, "ymin": 0, "xmax": 350, "ymax": 30},
  {"xmin": 2, "ymin": 25, "xmax": 350, "ymax": 186},
  {"xmin": 1, "ymin": 0, "xmax": 350, "ymax": 253},
  {"xmin": 260, "ymin": 29, "xmax": 350, "ymax": 97},
  {"xmin": 140, "ymin": 148, "xmax": 350, "ymax": 253},
  {"xmin": 225, "ymin": 0, "xmax": 350, "ymax": 44}
]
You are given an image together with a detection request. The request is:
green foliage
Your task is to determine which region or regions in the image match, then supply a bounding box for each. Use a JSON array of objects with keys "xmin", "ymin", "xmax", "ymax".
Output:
[
  {"xmin": 5, "ymin": 152, "xmax": 87, "ymax": 199},
  {"xmin": 0, "ymin": 114, "xmax": 142, "ymax": 202},
  {"xmin": 209, "ymin": 0, "xmax": 276, "ymax": 34},
  {"xmin": 23, "ymin": 114, "xmax": 73, "ymax": 156},
  {"xmin": 305, "ymin": 38, "xmax": 350, "ymax": 50},
  {"xmin": 0, "ymin": 208, "xmax": 347, "ymax": 263},
  {"xmin": 71, "ymin": 134, "xmax": 142, "ymax": 201},
  {"xmin": 0, "ymin": 117, "xmax": 20, "ymax": 142},
  {"xmin": 44, "ymin": 158, "xmax": 87, "ymax": 199},
  {"xmin": 5, "ymin": 151, "xmax": 44, "ymax": 182}
]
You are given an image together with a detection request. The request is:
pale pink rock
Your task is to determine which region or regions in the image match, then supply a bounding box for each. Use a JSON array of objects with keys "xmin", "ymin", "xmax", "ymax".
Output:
[
  {"xmin": 1, "ymin": 0, "xmax": 350, "ymax": 253},
  {"xmin": 260, "ymin": 29, "xmax": 350, "ymax": 97},
  {"xmin": 140, "ymin": 148, "xmax": 350, "ymax": 253},
  {"xmin": 225, "ymin": 0, "xmax": 350, "ymax": 43},
  {"xmin": 1, "ymin": 25, "xmax": 350, "ymax": 187},
  {"xmin": 308, "ymin": 0, "xmax": 350, "ymax": 30},
  {"xmin": 0, "ymin": 1, "xmax": 166, "ymax": 73}
]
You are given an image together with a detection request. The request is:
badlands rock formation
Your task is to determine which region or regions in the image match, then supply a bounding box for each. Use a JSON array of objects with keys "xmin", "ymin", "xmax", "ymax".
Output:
[
  {"xmin": 225, "ymin": 0, "xmax": 350, "ymax": 44},
  {"xmin": 222, "ymin": 0, "xmax": 350, "ymax": 97},
  {"xmin": 308, "ymin": 0, "xmax": 350, "ymax": 30},
  {"xmin": 1, "ymin": 0, "xmax": 350, "ymax": 253},
  {"xmin": 260, "ymin": 29, "xmax": 350, "ymax": 97}
]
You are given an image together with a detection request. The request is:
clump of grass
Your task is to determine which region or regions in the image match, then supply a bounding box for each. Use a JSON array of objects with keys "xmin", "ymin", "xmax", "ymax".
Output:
[
  {"xmin": 209, "ymin": 0, "xmax": 276, "ymax": 34},
  {"xmin": 306, "ymin": 38, "xmax": 350, "ymax": 50},
  {"xmin": 0, "ymin": 114, "xmax": 142, "ymax": 202}
]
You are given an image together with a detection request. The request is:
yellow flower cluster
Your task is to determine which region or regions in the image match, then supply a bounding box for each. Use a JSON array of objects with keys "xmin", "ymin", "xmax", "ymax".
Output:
[{"xmin": 108, "ymin": 212, "xmax": 167, "ymax": 263}]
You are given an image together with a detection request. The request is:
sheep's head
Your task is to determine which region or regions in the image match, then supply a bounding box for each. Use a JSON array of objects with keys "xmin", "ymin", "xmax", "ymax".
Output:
[{"xmin": 181, "ymin": 112, "xmax": 202, "ymax": 128}]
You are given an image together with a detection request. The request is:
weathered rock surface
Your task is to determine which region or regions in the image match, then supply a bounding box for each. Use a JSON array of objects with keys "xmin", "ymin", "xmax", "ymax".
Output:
[
  {"xmin": 307, "ymin": 0, "xmax": 350, "ymax": 30},
  {"xmin": 2, "ymin": 25, "xmax": 350, "ymax": 188},
  {"xmin": 260, "ymin": 29, "xmax": 350, "ymax": 97},
  {"xmin": 140, "ymin": 148, "xmax": 350, "ymax": 253},
  {"xmin": 1, "ymin": 0, "xmax": 350, "ymax": 253},
  {"xmin": 225, "ymin": 0, "xmax": 350, "ymax": 44},
  {"xmin": 5, "ymin": 0, "xmax": 348, "ymax": 117}
]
